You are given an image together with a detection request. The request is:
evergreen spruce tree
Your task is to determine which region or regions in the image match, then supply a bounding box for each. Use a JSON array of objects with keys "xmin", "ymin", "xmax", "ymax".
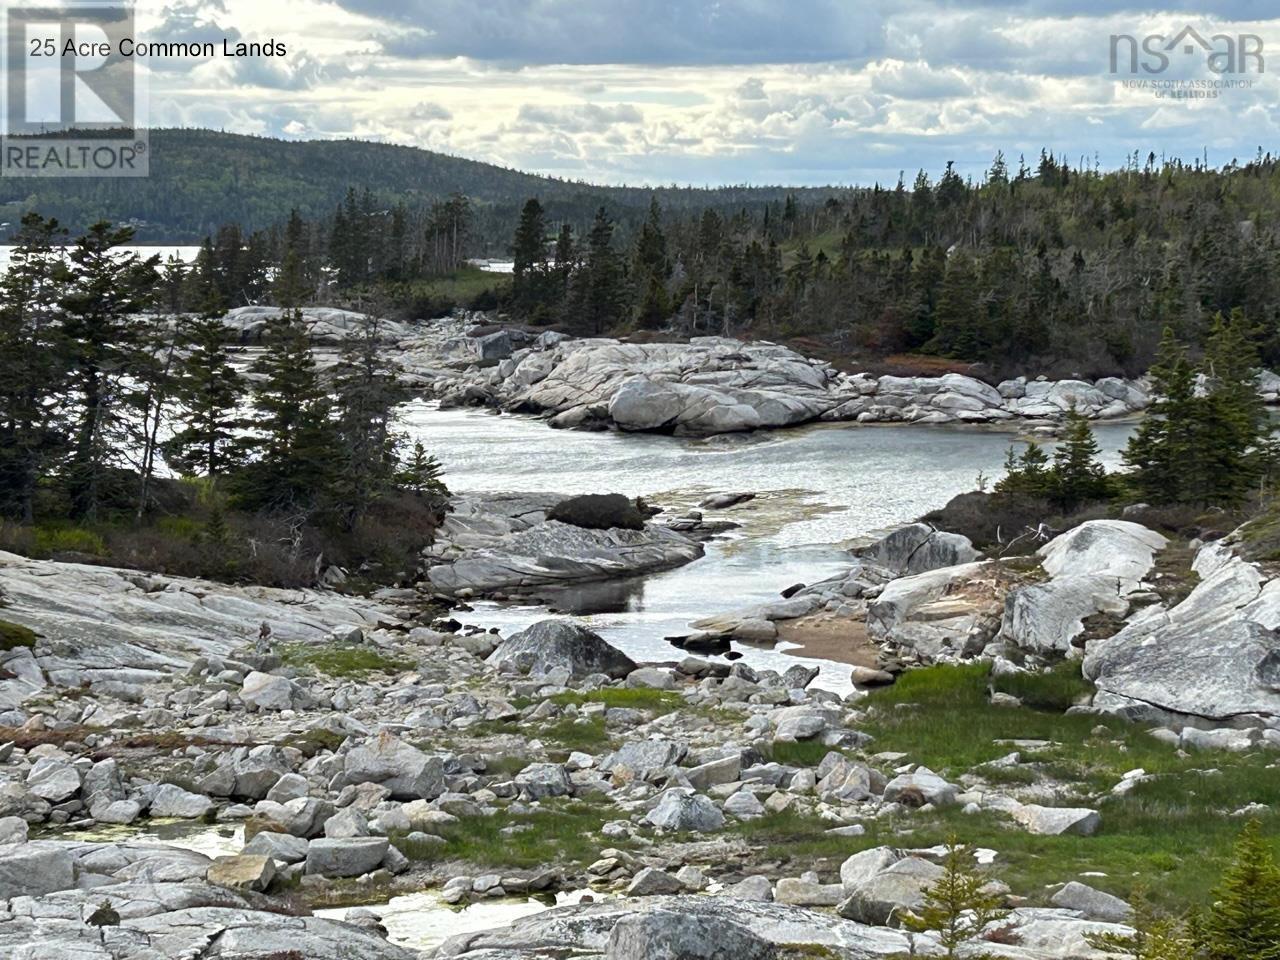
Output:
[
  {"xmin": 905, "ymin": 839, "xmax": 1006, "ymax": 958},
  {"xmin": 511, "ymin": 198, "xmax": 548, "ymax": 319},
  {"xmin": 163, "ymin": 311, "xmax": 245, "ymax": 479},
  {"xmin": 928, "ymin": 254, "xmax": 983, "ymax": 359},
  {"xmin": 0, "ymin": 213, "xmax": 69, "ymax": 522},
  {"xmin": 1200, "ymin": 820, "xmax": 1280, "ymax": 960},
  {"xmin": 1122, "ymin": 327, "xmax": 1197, "ymax": 504},
  {"xmin": 236, "ymin": 309, "xmax": 336, "ymax": 512},
  {"xmin": 398, "ymin": 440, "xmax": 449, "ymax": 508},
  {"xmin": 1050, "ymin": 407, "xmax": 1112, "ymax": 508},
  {"xmin": 59, "ymin": 222, "xmax": 161, "ymax": 520},
  {"xmin": 571, "ymin": 207, "xmax": 624, "ymax": 335},
  {"xmin": 329, "ymin": 315, "xmax": 404, "ymax": 526},
  {"xmin": 1192, "ymin": 309, "xmax": 1270, "ymax": 505},
  {"xmin": 996, "ymin": 443, "xmax": 1051, "ymax": 499}
]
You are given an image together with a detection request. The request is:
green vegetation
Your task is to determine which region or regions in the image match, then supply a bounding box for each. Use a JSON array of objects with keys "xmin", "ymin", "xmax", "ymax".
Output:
[
  {"xmin": 905, "ymin": 839, "xmax": 1007, "ymax": 958},
  {"xmin": 0, "ymin": 619, "xmax": 37, "ymax": 651},
  {"xmin": 1201, "ymin": 820, "xmax": 1280, "ymax": 960},
  {"xmin": 394, "ymin": 801, "xmax": 620, "ymax": 869},
  {"xmin": 1124, "ymin": 314, "xmax": 1274, "ymax": 507},
  {"xmin": 0, "ymin": 215, "xmax": 449, "ymax": 588},
  {"xmin": 766, "ymin": 739, "xmax": 841, "ymax": 768},
  {"xmin": 278, "ymin": 643, "xmax": 411, "ymax": 679},
  {"xmin": 991, "ymin": 660, "xmax": 1095, "ymax": 711},
  {"xmin": 727, "ymin": 664, "xmax": 1280, "ymax": 912},
  {"xmin": 544, "ymin": 688, "xmax": 684, "ymax": 712}
]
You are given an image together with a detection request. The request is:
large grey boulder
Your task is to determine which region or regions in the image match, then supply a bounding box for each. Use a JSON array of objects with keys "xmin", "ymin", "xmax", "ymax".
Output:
[
  {"xmin": 853, "ymin": 523, "xmax": 980, "ymax": 576},
  {"xmin": 304, "ymin": 836, "xmax": 390, "ymax": 877},
  {"xmin": 0, "ymin": 549, "xmax": 387, "ymax": 690},
  {"xmin": 867, "ymin": 561, "xmax": 1006, "ymax": 661},
  {"xmin": 606, "ymin": 907, "xmax": 777, "ymax": 959},
  {"xmin": 643, "ymin": 789, "xmax": 724, "ymax": 833},
  {"xmin": 838, "ymin": 856, "xmax": 946, "ymax": 926},
  {"xmin": 883, "ymin": 767, "xmax": 958, "ymax": 807},
  {"xmin": 602, "ymin": 741, "xmax": 689, "ymax": 778},
  {"xmin": 514, "ymin": 762, "xmax": 572, "ymax": 799},
  {"xmin": 1084, "ymin": 541, "xmax": 1280, "ymax": 723},
  {"xmin": 26, "ymin": 757, "xmax": 82, "ymax": 803},
  {"xmin": 1051, "ymin": 881, "xmax": 1132, "ymax": 921},
  {"xmin": 241, "ymin": 671, "xmax": 307, "ymax": 712},
  {"xmin": 487, "ymin": 619, "xmax": 637, "ymax": 679},
  {"xmin": 341, "ymin": 733, "xmax": 445, "ymax": 800},
  {"xmin": 149, "ymin": 783, "xmax": 214, "ymax": 819}
]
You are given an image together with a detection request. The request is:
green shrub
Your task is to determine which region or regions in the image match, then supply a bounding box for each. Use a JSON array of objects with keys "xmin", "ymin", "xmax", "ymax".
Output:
[{"xmin": 32, "ymin": 524, "xmax": 106, "ymax": 557}]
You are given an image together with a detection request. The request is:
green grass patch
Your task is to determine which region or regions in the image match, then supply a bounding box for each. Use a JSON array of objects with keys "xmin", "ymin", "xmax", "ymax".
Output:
[
  {"xmin": 842, "ymin": 662, "xmax": 1280, "ymax": 911},
  {"xmin": 453, "ymin": 715, "xmax": 613, "ymax": 755},
  {"xmin": 766, "ymin": 740, "xmax": 840, "ymax": 768},
  {"xmin": 546, "ymin": 688, "xmax": 684, "ymax": 712},
  {"xmin": 395, "ymin": 801, "xmax": 617, "ymax": 869},
  {"xmin": 279, "ymin": 643, "xmax": 411, "ymax": 678},
  {"xmin": 992, "ymin": 660, "xmax": 1094, "ymax": 711},
  {"xmin": 0, "ymin": 619, "xmax": 37, "ymax": 652}
]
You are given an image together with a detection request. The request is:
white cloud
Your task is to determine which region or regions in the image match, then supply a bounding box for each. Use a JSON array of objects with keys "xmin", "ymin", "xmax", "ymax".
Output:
[{"xmin": 135, "ymin": 0, "xmax": 1280, "ymax": 186}]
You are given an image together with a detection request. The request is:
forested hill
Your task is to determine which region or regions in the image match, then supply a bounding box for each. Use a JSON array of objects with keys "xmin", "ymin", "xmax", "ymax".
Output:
[{"xmin": 0, "ymin": 128, "xmax": 841, "ymax": 243}]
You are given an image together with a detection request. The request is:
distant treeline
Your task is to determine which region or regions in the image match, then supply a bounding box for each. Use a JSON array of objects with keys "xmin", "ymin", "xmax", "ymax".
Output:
[{"xmin": 89, "ymin": 132, "xmax": 1280, "ymax": 377}]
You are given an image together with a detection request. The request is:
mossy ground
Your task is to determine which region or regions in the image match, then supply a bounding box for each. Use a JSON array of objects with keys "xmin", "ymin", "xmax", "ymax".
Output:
[
  {"xmin": 279, "ymin": 643, "xmax": 411, "ymax": 679},
  {"xmin": 0, "ymin": 618, "xmax": 38, "ymax": 652}
]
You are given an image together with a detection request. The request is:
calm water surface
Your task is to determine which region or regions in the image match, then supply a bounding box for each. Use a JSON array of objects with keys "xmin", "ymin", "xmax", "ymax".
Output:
[{"xmin": 402, "ymin": 403, "xmax": 1135, "ymax": 689}]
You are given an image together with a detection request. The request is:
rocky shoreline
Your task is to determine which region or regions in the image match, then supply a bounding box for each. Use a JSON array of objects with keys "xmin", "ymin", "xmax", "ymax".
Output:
[
  {"xmin": 2, "ymin": 495, "xmax": 1277, "ymax": 957},
  {"xmin": 397, "ymin": 317, "xmax": 1163, "ymax": 436}
]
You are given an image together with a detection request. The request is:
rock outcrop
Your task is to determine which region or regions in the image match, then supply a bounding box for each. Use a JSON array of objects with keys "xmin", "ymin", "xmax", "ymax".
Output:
[
  {"xmin": 999, "ymin": 520, "xmax": 1168, "ymax": 661},
  {"xmin": 1084, "ymin": 537, "xmax": 1280, "ymax": 725},
  {"xmin": 404, "ymin": 321, "xmax": 1154, "ymax": 436},
  {"xmin": 424, "ymin": 493, "xmax": 703, "ymax": 597}
]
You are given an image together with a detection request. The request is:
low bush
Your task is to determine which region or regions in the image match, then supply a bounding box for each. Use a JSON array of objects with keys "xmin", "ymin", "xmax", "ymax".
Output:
[{"xmin": 547, "ymin": 493, "xmax": 646, "ymax": 531}]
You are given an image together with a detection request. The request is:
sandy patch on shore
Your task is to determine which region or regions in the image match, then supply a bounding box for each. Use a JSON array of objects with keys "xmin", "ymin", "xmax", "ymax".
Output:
[{"xmin": 777, "ymin": 613, "xmax": 881, "ymax": 667}]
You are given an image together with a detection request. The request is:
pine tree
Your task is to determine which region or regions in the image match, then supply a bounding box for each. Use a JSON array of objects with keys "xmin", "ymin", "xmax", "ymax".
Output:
[
  {"xmin": 996, "ymin": 442, "xmax": 1051, "ymax": 499},
  {"xmin": 1200, "ymin": 820, "xmax": 1280, "ymax": 960},
  {"xmin": 398, "ymin": 440, "xmax": 449, "ymax": 507},
  {"xmin": 571, "ymin": 207, "xmax": 624, "ymax": 335},
  {"xmin": 1192, "ymin": 309, "xmax": 1270, "ymax": 504},
  {"xmin": 510, "ymin": 198, "xmax": 548, "ymax": 319},
  {"xmin": 1050, "ymin": 407, "xmax": 1112, "ymax": 508},
  {"xmin": 235, "ymin": 310, "xmax": 336, "ymax": 512},
  {"xmin": 163, "ymin": 312, "xmax": 244, "ymax": 479},
  {"xmin": 1123, "ymin": 327, "xmax": 1197, "ymax": 504},
  {"xmin": 905, "ymin": 839, "xmax": 1007, "ymax": 958},
  {"xmin": 59, "ymin": 222, "xmax": 161, "ymax": 520},
  {"xmin": 929, "ymin": 254, "xmax": 984, "ymax": 359},
  {"xmin": 329, "ymin": 315, "xmax": 404, "ymax": 526},
  {"xmin": 0, "ymin": 213, "xmax": 69, "ymax": 522}
]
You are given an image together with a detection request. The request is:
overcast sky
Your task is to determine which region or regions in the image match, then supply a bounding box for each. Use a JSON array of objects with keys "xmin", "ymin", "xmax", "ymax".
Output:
[{"xmin": 138, "ymin": 0, "xmax": 1280, "ymax": 186}]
